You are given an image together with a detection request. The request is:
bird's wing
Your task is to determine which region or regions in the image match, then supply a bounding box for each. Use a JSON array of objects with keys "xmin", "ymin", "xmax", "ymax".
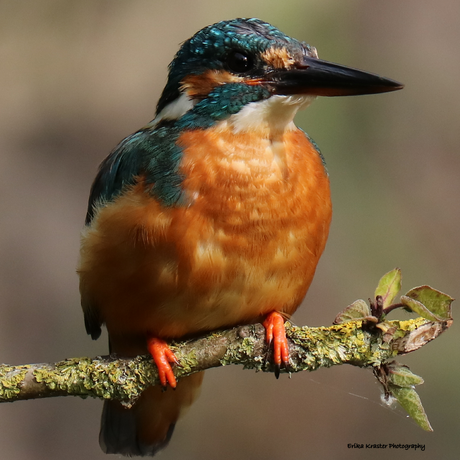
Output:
[
  {"xmin": 82, "ymin": 132, "xmax": 147, "ymax": 338},
  {"xmin": 81, "ymin": 126, "xmax": 186, "ymax": 339},
  {"xmin": 85, "ymin": 132, "xmax": 147, "ymax": 225}
]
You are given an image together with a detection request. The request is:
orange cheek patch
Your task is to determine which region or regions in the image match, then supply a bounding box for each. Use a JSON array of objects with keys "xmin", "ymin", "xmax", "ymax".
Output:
[{"xmin": 180, "ymin": 70, "xmax": 243, "ymax": 100}]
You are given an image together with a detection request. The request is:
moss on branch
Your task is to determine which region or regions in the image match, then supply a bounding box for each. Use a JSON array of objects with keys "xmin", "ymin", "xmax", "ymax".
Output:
[
  {"xmin": 0, "ymin": 269, "xmax": 453, "ymax": 430},
  {"xmin": 0, "ymin": 316, "xmax": 451, "ymax": 407}
]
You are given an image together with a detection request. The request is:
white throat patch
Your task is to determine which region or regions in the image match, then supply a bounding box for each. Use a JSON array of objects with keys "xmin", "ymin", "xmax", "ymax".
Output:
[
  {"xmin": 222, "ymin": 95, "xmax": 316, "ymax": 134},
  {"xmin": 146, "ymin": 93, "xmax": 315, "ymax": 135}
]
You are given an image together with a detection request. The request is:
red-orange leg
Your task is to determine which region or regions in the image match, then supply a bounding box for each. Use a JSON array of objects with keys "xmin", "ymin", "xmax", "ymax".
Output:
[
  {"xmin": 147, "ymin": 337, "xmax": 179, "ymax": 388},
  {"xmin": 263, "ymin": 311, "xmax": 290, "ymax": 378}
]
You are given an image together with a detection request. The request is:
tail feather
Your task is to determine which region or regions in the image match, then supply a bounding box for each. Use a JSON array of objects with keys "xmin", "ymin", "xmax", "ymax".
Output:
[
  {"xmin": 100, "ymin": 400, "xmax": 176, "ymax": 456},
  {"xmin": 99, "ymin": 372, "xmax": 204, "ymax": 457}
]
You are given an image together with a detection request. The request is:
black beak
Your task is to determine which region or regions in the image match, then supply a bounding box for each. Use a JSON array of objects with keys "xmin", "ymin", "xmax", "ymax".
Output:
[{"xmin": 264, "ymin": 56, "xmax": 403, "ymax": 97}]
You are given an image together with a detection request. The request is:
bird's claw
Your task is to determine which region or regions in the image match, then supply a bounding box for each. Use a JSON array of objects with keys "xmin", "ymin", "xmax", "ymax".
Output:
[
  {"xmin": 147, "ymin": 337, "xmax": 179, "ymax": 388},
  {"xmin": 263, "ymin": 311, "xmax": 290, "ymax": 378}
]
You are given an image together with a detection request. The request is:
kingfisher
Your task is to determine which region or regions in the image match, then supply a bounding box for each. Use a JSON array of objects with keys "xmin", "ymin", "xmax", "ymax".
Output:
[{"xmin": 78, "ymin": 18, "xmax": 402, "ymax": 456}]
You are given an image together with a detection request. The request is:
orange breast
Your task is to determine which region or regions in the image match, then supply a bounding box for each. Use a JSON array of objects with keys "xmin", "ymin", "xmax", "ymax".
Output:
[{"xmin": 78, "ymin": 125, "xmax": 331, "ymax": 354}]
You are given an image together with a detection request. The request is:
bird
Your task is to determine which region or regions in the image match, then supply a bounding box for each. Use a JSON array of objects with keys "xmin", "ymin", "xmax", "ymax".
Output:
[{"xmin": 77, "ymin": 18, "xmax": 403, "ymax": 456}]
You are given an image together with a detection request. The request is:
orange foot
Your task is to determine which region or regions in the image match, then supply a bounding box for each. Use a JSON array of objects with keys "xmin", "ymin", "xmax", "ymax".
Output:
[
  {"xmin": 147, "ymin": 337, "xmax": 179, "ymax": 388},
  {"xmin": 263, "ymin": 311, "xmax": 290, "ymax": 378}
]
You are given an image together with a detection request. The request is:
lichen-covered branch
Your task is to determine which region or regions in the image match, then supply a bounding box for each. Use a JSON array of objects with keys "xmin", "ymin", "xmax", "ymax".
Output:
[
  {"xmin": 0, "ymin": 269, "xmax": 452, "ymax": 431},
  {"xmin": 0, "ymin": 316, "xmax": 451, "ymax": 407}
]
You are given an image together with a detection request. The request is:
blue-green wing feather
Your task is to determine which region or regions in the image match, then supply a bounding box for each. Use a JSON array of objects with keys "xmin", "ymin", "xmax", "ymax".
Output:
[
  {"xmin": 85, "ymin": 127, "xmax": 185, "ymax": 225},
  {"xmin": 85, "ymin": 132, "xmax": 146, "ymax": 224}
]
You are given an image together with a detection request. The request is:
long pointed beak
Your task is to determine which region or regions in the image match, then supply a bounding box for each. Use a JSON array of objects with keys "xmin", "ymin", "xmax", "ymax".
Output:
[{"xmin": 264, "ymin": 56, "xmax": 404, "ymax": 97}]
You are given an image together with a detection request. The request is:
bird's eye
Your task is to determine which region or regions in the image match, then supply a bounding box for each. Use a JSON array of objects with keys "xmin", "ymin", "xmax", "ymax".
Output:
[{"xmin": 226, "ymin": 50, "xmax": 254, "ymax": 74}]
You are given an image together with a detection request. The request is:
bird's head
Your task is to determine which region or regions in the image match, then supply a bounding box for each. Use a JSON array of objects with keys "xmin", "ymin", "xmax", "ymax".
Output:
[{"xmin": 153, "ymin": 18, "xmax": 403, "ymax": 132}]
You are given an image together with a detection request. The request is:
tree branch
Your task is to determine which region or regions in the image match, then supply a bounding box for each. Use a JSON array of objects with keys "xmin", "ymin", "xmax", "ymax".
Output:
[
  {"xmin": 0, "ymin": 316, "xmax": 451, "ymax": 407},
  {"xmin": 0, "ymin": 269, "xmax": 453, "ymax": 431}
]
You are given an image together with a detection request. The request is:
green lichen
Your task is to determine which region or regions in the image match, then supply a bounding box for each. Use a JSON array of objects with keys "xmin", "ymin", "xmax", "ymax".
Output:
[
  {"xmin": 221, "ymin": 338, "xmax": 250, "ymax": 367},
  {"xmin": 286, "ymin": 318, "xmax": 429, "ymax": 372},
  {"xmin": 171, "ymin": 343, "xmax": 200, "ymax": 377},
  {"xmin": 288, "ymin": 321, "xmax": 374, "ymax": 370},
  {"xmin": 32, "ymin": 356, "xmax": 157, "ymax": 404},
  {"xmin": 215, "ymin": 318, "xmax": 433, "ymax": 376},
  {"xmin": 0, "ymin": 365, "xmax": 29, "ymax": 400}
]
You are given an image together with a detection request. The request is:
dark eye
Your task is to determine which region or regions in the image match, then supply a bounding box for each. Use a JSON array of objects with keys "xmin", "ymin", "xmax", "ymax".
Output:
[{"xmin": 226, "ymin": 50, "xmax": 254, "ymax": 73}]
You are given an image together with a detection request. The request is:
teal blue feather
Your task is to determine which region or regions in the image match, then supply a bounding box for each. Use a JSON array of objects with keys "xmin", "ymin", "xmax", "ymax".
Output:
[
  {"xmin": 177, "ymin": 84, "xmax": 270, "ymax": 129},
  {"xmin": 156, "ymin": 18, "xmax": 309, "ymax": 113},
  {"xmin": 85, "ymin": 127, "xmax": 184, "ymax": 224}
]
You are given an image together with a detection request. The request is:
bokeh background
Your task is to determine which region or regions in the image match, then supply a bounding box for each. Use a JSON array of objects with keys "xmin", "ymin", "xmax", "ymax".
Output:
[{"xmin": 0, "ymin": 0, "xmax": 459, "ymax": 459}]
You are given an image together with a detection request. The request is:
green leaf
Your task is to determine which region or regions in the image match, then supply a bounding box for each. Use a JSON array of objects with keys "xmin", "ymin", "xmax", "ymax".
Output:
[
  {"xmin": 333, "ymin": 299, "xmax": 371, "ymax": 324},
  {"xmin": 400, "ymin": 296, "xmax": 439, "ymax": 321},
  {"xmin": 390, "ymin": 386, "xmax": 433, "ymax": 431},
  {"xmin": 375, "ymin": 268, "xmax": 402, "ymax": 308},
  {"xmin": 387, "ymin": 365, "xmax": 424, "ymax": 387},
  {"xmin": 404, "ymin": 286, "xmax": 453, "ymax": 320}
]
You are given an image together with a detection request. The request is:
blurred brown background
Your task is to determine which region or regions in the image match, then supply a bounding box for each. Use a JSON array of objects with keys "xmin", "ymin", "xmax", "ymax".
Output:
[{"xmin": 0, "ymin": 0, "xmax": 459, "ymax": 459}]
